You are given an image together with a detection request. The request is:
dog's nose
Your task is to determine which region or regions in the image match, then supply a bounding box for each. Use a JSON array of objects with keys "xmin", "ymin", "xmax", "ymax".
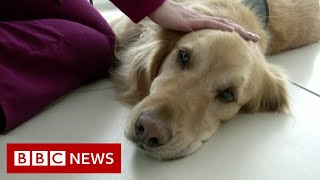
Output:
[{"xmin": 135, "ymin": 113, "xmax": 170, "ymax": 148}]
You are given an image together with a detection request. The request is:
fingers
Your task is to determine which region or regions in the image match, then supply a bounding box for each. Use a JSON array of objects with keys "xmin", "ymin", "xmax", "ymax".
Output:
[
  {"xmin": 190, "ymin": 19, "xmax": 235, "ymax": 32},
  {"xmin": 238, "ymin": 29, "xmax": 260, "ymax": 42},
  {"xmin": 213, "ymin": 18, "xmax": 260, "ymax": 42},
  {"xmin": 193, "ymin": 12, "xmax": 260, "ymax": 42},
  {"xmin": 149, "ymin": 0, "xmax": 260, "ymax": 42},
  {"xmin": 189, "ymin": 18, "xmax": 260, "ymax": 42}
]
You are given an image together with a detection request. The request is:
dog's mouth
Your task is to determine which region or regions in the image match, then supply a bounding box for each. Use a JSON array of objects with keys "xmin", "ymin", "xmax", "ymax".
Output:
[
  {"xmin": 128, "ymin": 134, "xmax": 169, "ymax": 159},
  {"xmin": 126, "ymin": 122, "xmax": 201, "ymax": 160},
  {"xmin": 128, "ymin": 135, "xmax": 203, "ymax": 160},
  {"xmin": 129, "ymin": 136, "xmax": 153, "ymax": 152}
]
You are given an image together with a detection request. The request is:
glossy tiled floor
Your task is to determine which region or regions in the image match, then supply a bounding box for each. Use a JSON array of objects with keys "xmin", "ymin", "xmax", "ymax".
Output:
[
  {"xmin": 269, "ymin": 43, "xmax": 320, "ymax": 96},
  {"xmin": 1, "ymin": 1, "xmax": 320, "ymax": 180}
]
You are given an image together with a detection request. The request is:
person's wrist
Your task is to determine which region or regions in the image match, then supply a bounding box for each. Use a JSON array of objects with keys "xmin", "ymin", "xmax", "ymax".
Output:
[{"xmin": 148, "ymin": 0, "xmax": 168, "ymax": 23}]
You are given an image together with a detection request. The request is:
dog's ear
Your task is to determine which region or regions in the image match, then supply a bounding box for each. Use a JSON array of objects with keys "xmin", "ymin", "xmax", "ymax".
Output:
[
  {"xmin": 242, "ymin": 64, "xmax": 289, "ymax": 112},
  {"xmin": 136, "ymin": 30, "xmax": 184, "ymax": 100},
  {"xmin": 146, "ymin": 30, "xmax": 185, "ymax": 81},
  {"xmin": 113, "ymin": 26, "xmax": 184, "ymax": 105}
]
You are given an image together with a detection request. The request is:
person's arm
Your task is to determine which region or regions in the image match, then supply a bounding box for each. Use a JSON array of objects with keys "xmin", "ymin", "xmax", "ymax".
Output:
[
  {"xmin": 110, "ymin": 0, "xmax": 165, "ymax": 23},
  {"xmin": 110, "ymin": 0, "xmax": 259, "ymax": 42}
]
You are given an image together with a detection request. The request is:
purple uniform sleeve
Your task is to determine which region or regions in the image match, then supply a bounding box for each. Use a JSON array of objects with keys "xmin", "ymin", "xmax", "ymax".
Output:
[{"xmin": 110, "ymin": 0, "xmax": 166, "ymax": 23}]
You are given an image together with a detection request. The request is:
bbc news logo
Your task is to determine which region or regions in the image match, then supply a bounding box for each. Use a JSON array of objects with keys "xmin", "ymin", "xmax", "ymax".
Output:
[
  {"xmin": 13, "ymin": 151, "xmax": 113, "ymax": 166},
  {"xmin": 7, "ymin": 144, "xmax": 121, "ymax": 173},
  {"xmin": 14, "ymin": 151, "xmax": 67, "ymax": 166}
]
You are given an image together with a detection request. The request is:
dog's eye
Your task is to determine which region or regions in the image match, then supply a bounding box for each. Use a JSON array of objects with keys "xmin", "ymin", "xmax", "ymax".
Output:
[
  {"xmin": 178, "ymin": 49, "xmax": 190, "ymax": 66},
  {"xmin": 217, "ymin": 89, "xmax": 236, "ymax": 103}
]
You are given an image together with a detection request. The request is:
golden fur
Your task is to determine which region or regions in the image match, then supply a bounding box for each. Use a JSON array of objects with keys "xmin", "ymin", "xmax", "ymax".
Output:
[{"xmin": 110, "ymin": 0, "xmax": 320, "ymax": 159}]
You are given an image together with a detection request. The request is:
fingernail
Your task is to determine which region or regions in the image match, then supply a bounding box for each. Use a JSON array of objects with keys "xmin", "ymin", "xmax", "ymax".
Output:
[
  {"xmin": 248, "ymin": 32, "xmax": 260, "ymax": 39},
  {"xmin": 254, "ymin": 34, "xmax": 261, "ymax": 39}
]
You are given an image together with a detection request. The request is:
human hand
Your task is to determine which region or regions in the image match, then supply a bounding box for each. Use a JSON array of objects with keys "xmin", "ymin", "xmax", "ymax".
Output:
[{"xmin": 148, "ymin": 0, "xmax": 260, "ymax": 42}]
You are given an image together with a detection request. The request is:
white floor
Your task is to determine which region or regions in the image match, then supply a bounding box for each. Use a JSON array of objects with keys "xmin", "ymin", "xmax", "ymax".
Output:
[{"xmin": 1, "ymin": 1, "xmax": 320, "ymax": 180}]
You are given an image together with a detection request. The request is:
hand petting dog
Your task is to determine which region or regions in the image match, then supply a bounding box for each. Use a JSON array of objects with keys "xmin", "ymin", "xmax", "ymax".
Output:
[{"xmin": 148, "ymin": 0, "xmax": 260, "ymax": 42}]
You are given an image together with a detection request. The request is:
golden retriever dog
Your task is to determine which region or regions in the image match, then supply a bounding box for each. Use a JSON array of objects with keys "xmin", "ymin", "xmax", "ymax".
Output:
[{"xmin": 110, "ymin": 0, "xmax": 320, "ymax": 159}]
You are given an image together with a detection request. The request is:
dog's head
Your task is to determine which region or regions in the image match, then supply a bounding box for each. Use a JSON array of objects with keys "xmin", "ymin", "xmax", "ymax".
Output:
[{"xmin": 122, "ymin": 29, "xmax": 288, "ymax": 160}]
